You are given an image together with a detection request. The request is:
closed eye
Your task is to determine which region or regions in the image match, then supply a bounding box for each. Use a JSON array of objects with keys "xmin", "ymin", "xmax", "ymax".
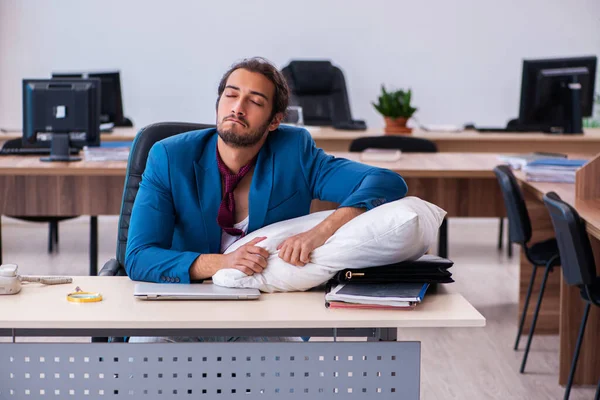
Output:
[{"xmin": 251, "ymin": 100, "xmax": 263, "ymax": 107}]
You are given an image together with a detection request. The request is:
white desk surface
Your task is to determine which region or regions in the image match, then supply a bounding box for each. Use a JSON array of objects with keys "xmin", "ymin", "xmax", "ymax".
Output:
[{"xmin": 0, "ymin": 277, "xmax": 485, "ymax": 330}]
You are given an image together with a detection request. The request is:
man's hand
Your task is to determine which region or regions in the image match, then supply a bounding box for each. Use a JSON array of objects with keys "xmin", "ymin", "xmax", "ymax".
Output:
[
  {"xmin": 277, "ymin": 207, "xmax": 366, "ymax": 266},
  {"xmin": 277, "ymin": 228, "xmax": 330, "ymax": 266},
  {"xmin": 190, "ymin": 237, "xmax": 270, "ymax": 280},
  {"xmin": 222, "ymin": 236, "xmax": 270, "ymax": 276}
]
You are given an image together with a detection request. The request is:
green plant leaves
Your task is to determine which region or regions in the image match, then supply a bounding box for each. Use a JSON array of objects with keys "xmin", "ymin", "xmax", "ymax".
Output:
[{"xmin": 372, "ymin": 85, "xmax": 417, "ymax": 118}]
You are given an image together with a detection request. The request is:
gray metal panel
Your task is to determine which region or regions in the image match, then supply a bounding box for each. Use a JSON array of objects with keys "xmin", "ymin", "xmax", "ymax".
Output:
[{"xmin": 0, "ymin": 342, "xmax": 420, "ymax": 399}]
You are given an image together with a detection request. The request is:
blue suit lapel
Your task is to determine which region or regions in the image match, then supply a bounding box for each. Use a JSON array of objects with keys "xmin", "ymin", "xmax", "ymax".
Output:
[
  {"xmin": 248, "ymin": 139, "xmax": 274, "ymax": 233},
  {"xmin": 194, "ymin": 134, "xmax": 222, "ymax": 254}
]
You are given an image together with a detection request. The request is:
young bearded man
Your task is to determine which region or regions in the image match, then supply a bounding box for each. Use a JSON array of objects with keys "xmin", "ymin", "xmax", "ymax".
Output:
[{"xmin": 125, "ymin": 57, "xmax": 408, "ymax": 284}]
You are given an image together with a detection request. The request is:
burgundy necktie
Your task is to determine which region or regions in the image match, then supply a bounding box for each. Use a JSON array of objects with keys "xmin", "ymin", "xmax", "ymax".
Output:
[{"xmin": 216, "ymin": 149, "xmax": 256, "ymax": 236}]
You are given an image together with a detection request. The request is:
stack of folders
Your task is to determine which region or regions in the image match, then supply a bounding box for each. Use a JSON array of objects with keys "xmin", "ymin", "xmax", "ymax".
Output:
[
  {"xmin": 497, "ymin": 152, "xmax": 567, "ymax": 170},
  {"xmin": 325, "ymin": 255, "xmax": 453, "ymax": 310},
  {"xmin": 523, "ymin": 159, "xmax": 587, "ymax": 183},
  {"xmin": 83, "ymin": 142, "xmax": 132, "ymax": 162},
  {"xmin": 326, "ymin": 282, "xmax": 429, "ymax": 310}
]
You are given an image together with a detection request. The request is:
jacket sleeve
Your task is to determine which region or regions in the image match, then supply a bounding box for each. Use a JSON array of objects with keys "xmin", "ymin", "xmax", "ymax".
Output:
[
  {"xmin": 125, "ymin": 142, "xmax": 200, "ymax": 283},
  {"xmin": 298, "ymin": 131, "xmax": 408, "ymax": 210}
]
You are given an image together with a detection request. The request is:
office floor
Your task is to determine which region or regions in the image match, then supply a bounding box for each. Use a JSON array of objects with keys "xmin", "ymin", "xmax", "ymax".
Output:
[{"xmin": 0, "ymin": 216, "xmax": 596, "ymax": 400}]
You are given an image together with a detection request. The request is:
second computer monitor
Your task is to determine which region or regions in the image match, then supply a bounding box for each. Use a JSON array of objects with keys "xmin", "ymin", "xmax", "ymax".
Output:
[
  {"xmin": 52, "ymin": 71, "xmax": 131, "ymax": 127},
  {"xmin": 518, "ymin": 56, "xmax": 597, "ymax": 134},
  {"xmin": 22, "ymin": 78, "xmax": 101, "ymax": 161}
]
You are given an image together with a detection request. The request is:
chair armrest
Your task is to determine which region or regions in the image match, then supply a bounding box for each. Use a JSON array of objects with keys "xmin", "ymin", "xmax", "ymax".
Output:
[{"xmin": 99, "ymin": 258, "xmax": 126, "ymax": 276}]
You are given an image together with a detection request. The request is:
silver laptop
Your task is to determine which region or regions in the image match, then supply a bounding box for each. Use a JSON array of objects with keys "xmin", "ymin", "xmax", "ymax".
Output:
[{"xmin": 134, "ymin": 283, "xmax": 261, "ymax": 300}]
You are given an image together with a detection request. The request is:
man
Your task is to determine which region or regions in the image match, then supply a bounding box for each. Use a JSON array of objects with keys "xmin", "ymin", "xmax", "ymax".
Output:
[{"xmin": 125, "ymin": 57, "xmax": 408, "ymax": 285}]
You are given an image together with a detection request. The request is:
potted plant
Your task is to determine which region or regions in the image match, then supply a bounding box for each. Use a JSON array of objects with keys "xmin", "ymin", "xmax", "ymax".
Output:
[{"xmin": 372, "ymin": 85, "xmax": 417, "ymax": 134}]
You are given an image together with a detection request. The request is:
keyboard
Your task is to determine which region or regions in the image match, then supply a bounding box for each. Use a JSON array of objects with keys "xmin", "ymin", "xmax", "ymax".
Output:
[
  {"xmin": 0, "ymin": 147, "xmax": 80, "ymax": 156},
  {"xmin": 0, "ymin": 139, "xmax": 80, "ymax": 156}
]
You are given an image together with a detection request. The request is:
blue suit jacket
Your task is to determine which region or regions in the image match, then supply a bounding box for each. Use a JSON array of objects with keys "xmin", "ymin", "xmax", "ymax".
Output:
[{"xmin": 125, "ymin": 126, "xmax": 408, "ymax": 283}]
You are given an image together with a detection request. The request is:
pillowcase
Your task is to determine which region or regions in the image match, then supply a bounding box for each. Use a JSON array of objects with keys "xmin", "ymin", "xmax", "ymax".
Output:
[{"xmin": 212, "ymin": 197, "xmax": 446, "ymax": 292}]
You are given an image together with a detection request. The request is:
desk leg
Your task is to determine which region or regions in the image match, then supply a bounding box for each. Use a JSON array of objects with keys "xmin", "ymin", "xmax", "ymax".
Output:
[
  {"xmin": 90, "ymin": 216, "xmax": 98, "ymax": 276},
  {"xmin": 369, "ymin": 328, "xmax": 398, "ymax": 342}
]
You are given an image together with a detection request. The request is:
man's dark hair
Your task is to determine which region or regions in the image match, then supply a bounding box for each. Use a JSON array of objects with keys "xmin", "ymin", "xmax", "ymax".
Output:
[{"xmin": 217, "ymin": 57, "xmax": 290, "ymax": 120}]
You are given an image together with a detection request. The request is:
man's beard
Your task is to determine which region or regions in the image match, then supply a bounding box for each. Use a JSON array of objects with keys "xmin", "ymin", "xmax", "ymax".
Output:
[{"xmin": 217, "ymin": 115, "xmax": 271, "ymax": 148}]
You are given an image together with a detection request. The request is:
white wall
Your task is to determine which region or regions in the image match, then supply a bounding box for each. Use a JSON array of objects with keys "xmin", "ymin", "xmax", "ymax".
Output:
[{"xmin": 1, "ymin": 0, "xmax": 599, "ymax": 130}]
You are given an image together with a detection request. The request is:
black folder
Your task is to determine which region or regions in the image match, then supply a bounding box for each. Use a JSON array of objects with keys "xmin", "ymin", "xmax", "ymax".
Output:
[{"xmin": 330, "ymin": 255, "xmax": 454, "ymax": 285}]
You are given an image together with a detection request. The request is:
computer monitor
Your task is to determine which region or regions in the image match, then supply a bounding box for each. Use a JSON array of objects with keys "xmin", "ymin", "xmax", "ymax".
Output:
[
  {"xmin": 22, "ymin": 79, "xmax": 101, "ymax": 162},
  {"xmin": 518, "ymin": 56, "xmax": 597, "ymax": 134},
  {"xmin": 52, "ymin": 71, "xmax": 132, "ymax": 127}
]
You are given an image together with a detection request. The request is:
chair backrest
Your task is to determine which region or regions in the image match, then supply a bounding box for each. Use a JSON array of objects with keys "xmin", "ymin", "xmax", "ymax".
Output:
[
  {"xmin": 349, "ymin": 136, "xmax": 438, "ymax": 153},
  {"xmin": 281, "ymin": 60, "xmax": 353, "ymax": 125},
  {"xmin": 543, "ymin": 192, "xmax": 597, "ymax": 287},
  {"xmin": 492, "ymin": 165, "xmax": 532, "ymax": 244},
  {"xmin": 115, "ymin": 122, "xmax": 213, "ymax": 267}
]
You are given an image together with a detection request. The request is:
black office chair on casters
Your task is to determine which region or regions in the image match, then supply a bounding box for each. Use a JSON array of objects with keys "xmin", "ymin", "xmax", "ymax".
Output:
[
  {"xmin": 493, "ymin": 165, "xmax": 561, "ymax": 373},
  {"xmin": 543, "ymin": 192, "xmax": 600, "ymax": 400},
  {"xmin": 95, "ymin": 122, "xmax": 214, "ymax": 342}
]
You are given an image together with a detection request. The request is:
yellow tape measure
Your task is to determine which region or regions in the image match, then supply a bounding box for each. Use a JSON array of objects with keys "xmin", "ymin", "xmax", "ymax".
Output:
[{"xmin": 67, "ymin": 286, "xmax": 102, "ymax": 303}]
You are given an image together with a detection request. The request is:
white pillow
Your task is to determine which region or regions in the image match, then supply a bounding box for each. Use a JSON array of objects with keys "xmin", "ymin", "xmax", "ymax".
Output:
[{"xmin": 212, "ymin": 197, "xmax": 446, "ymax": 292}]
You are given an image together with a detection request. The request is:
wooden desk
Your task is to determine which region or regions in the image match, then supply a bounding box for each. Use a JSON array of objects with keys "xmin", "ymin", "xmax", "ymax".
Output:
[
  {"xmin": 0, "ymin": 277, "xmax": 484, "ymax": 335},
  {"xmin": 515, "ymin": 173, "xmax": 600, "ymax": 385},
  {"xmin": 0, "ymin": 277, "xmax": 483, "ymax": 399},
  {"xmin": 309, "ymin": 127, "xmax": 600, "ymax": 153},
  {"xmin": 0, "ymin": 153, "xmax": 505, "ymax": 218}
]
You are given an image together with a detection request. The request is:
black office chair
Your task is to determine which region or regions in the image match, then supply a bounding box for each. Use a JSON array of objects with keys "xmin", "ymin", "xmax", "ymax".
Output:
[
  {"xmin": 349, "ymin": 136, "xmax": 451, "ymax": 257},
  {"xmin": 99, "ymin": 122, "xmax": 214, "ymax": 279},
  {"xmin": 543, "ymin": 192, "xmax": 600, "ymax": 400},
  {"xmin": 493, "ymin": 165, "xmax": 561, "ymax": 373},
  {"xmin": 281, "ymin": 60, "xmax": 365, "ymax": 129}
]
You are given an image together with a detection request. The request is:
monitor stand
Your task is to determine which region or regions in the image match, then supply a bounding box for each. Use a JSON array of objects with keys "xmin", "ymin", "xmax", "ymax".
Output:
[
  {"xmin": 564, "ymin": 79, "xmax": 583, "ymax": 134},
  {"xmin": 40, "ymin": 133, "xmax": 81, "ymax": 162}
]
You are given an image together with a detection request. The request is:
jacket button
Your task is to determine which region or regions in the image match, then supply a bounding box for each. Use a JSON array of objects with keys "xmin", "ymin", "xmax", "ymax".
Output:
[
  {"xmin": 160, "ymin": 276, "xmax": 166, "ymax": 282},
  {"xmin": 175, "ymin": 277, "xmax": 180, "ymax": 283}
]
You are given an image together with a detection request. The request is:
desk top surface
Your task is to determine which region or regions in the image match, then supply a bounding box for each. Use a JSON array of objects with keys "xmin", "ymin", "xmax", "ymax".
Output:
[
  {"xmin": 0, "ymin": 277, "xmax": 485, "ymax": 330},
  {"xmin": 514, "ymin": 171, "xmax": 600, "ymax": 240},
  {"xmin": 310, "ymin": 127, "xmax": 600, "ymax": 142},
  {"xmin": 0, "ymin": 152, "xmax": 504, "ymax": 178},
  {"xmin": 3, "ymin": 126, "xmax": 600, "ymax": 143},
  {"xmin": 0, "ymin": 127, "xmax": 137, "ymax": 143}
]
